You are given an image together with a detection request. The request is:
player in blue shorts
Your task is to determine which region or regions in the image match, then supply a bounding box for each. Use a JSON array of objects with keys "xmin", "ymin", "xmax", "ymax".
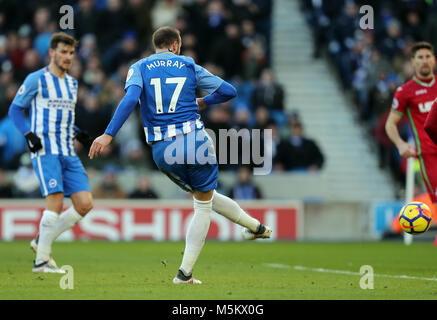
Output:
[
  {"xmin": 89, "ymin": 26, "xmax": 272, "ymax": 284},
  {"xmin": 9, "ymin": 32, "xmax": 94, "ymax": 273}
]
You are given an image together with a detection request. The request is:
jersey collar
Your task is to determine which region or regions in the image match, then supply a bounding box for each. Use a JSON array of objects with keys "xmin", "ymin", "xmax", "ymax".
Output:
[
  {"xmin": 151, "ymin": 50, "xmax": 174, "ymax": 56},
  {"xmin": 413, "ymin": 75, "xmax": 435, "ymax": 87}
]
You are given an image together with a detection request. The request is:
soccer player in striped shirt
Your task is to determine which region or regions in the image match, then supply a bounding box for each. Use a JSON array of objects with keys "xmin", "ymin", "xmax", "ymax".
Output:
[
  {"xmin": 9, "ymin": 32, "xmax": 94, "ymax": 273},
  {"xmin": 89, "ymin": 26, "xmax": 272, "ymax": 284}
]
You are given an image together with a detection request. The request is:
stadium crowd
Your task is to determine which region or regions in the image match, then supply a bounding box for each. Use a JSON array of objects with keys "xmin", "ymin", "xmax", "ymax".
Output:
[
  {"xmin": 0, "ymin": 0, "xmax": 326, "ymax": 198},
  {"xmin": 301, "ymin": 0, "xmax": 437, "ymax": 188}
]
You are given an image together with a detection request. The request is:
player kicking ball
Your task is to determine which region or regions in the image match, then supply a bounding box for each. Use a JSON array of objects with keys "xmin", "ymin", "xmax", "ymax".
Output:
[
  {"xmin": 386, "ymin": 42, "xmax": 437, "ymax": 207},
  {"xmin": 89, "ymin": 26, "xmax": 271, "ymax": 284},
  {"xmin": 9, "ymin": 32, "xmax": 94, "ymax": 273}
]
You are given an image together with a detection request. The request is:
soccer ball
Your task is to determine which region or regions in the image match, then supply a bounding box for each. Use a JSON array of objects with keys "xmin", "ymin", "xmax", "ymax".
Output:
[{"xmin": 398, "ymin": 201, "xmax": 433, "ymax": 235}]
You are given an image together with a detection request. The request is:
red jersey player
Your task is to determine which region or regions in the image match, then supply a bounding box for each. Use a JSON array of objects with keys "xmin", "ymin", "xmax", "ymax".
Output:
[{"xmin": 386, "ymin": 41, "xmax": 437, "ymax": 202}]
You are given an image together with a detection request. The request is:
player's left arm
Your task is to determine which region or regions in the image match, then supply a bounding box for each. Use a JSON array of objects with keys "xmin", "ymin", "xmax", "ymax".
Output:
[
  {"xmin": 197, "ymin": 81, "xmax": 237, "ymax": 111},
  {"xmin": 424, "ymin": 98, "xmax": 437, "ymax": 145},
  {"xmin": 194, "ymin": 63, "xmax": 237, "ymax": 111}
]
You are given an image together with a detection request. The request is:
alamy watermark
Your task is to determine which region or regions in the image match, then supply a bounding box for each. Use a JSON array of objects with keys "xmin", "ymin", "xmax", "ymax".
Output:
[
  {"xmin": 162, "ymin": 128, "xmax": 273, "ymax": 175},
  {"xmin": 59, "ymin": 5, "xmax": 74, "ymax": 30},
  {"xmin": 359, "ymin": 5, "xmax": 374, "ymax": 30},
  {"xmin": 359, "ymin": 265, "xmax": 374, "ymax": 290},
  {"xmin": 59, "ymin": 265, "xmax": 74, "ymax": 290}
]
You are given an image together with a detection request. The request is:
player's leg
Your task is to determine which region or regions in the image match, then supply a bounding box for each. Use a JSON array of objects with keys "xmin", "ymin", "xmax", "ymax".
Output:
[
  {"xmin": 194, "ymin": 129, "xmax": 270, "ymax": 239},
  {"xmin": 417, "ymin": 153, "xmax": 437, "ymax": 203},
  {"xmin": 212, "ymin": 190, "xmax": 271, "ymax": 239},
  {"xmin": 174, "ymin": 189, "xmax": 214, "ymax": 284},
  {"xmin": 50, "ymin": 156, "xmax": 93, "ymax": 240},
  {"xmin": 31, "ymin": 155, "xmax": 66, "ymax": 273},
  {"xmin": 417, "ymin": 154, "xmax": 437, "ymax": 245},
  {"xmin": 51, "ymin": 191, "xmax": 93, "ymax": 240},
  {"xmin": 34, "ymin": 192, "xmax": 63, "ymax": 264}
]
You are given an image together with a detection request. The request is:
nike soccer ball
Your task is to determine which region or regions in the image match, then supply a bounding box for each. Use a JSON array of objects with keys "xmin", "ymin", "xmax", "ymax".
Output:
[{"xmin": 398, "ymin": 201, "xmax": 432, "ymax": 235}]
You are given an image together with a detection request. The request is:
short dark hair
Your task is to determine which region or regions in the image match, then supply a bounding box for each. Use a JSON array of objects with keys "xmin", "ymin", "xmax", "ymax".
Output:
[
  {"xmin": 152, "ymin": 26, "xmax": 180, "ymax": 49},
  {"xmin": 411, "ymin": 41, "xmax": 434, "ymax": 58},
  {"xmin": 50, "ymin": 32, "xmax": 78, "ymax": 50}
]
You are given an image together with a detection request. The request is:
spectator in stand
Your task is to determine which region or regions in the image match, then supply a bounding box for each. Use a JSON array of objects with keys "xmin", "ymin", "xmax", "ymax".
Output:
[
  {"xmin": 210, "ymin": 23, "xmax": 244, "ymax": 79},
  {"xmin": 151, "ymin": 0, "xmax": 182, "ymax": 30},
  {"xmin": 274, "ymin": 120, "xmax": 324, "ymax": 172},
  {"xmin": 74, "ymin": 0, "xmax": 98, "ymax": 41},
  {"xmin": 0, "ymin": 169, "xmax": 13, "ymax": 198},
  {"xmin": 129, "ymin": 175, "xmax": 159, "ymax": 199},
  {"xmin": 75, "ymin": 92, "xmax": 112, "ymax": 141},
  {"xmin": 12, "ymin": 153, "xmax": 40, "ymax": 198},
  {"xmin": 252, "ymin": 68, "xmax": 284, "ymax": 110},
  {"xmin": 96, "ymin": 0, "xmax": 132, "ymax": 52},
  {"xmin": 229, "ymin": 166, "xmax": 262, "ymax": 200},
  {"xmin": 93, "ymin": 165, "xmax": 126, "ymax": 199},
  {"xmin": 0, "ymin": 102, "xmax": 27, "ymax": 169},
  {"xmin": 0, "ymin": 0, "xmax": 273, "ymax": 172},
  {"xmin": 251, "ymin": 68, "xmax": 285, "ymax": 126}
]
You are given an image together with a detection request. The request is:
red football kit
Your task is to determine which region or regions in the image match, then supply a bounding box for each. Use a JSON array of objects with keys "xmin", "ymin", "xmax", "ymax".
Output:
[{"xmin": 391, "ymin": 75, "xmax": 437, "ymax": 202}]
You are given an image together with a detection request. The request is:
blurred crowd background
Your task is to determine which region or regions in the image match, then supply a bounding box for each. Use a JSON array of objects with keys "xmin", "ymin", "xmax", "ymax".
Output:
[
  {"xmin": 301, "ymin": 0, "xmax": 437, "ymax": 189},
  {"xmin": 2, "ymin": 0, "xmax": 434, "ymax": 200},
  {"xmin": 0, "ymin": 0, "xmax": 327, "ymax": 199}
]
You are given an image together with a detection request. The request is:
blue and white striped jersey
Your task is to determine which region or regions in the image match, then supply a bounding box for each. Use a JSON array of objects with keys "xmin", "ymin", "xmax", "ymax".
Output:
[
  {"xmin": 125, "ymin": 51, "xmax": 223, "ymax": 143},
  {"xmin": 12, "ymin": 66, "xmax": 78, "ymax": 158}
]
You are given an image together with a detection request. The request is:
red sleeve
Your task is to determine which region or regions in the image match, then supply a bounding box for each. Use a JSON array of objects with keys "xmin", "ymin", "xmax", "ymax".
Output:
[
  {"xmin": 424, "ymin": 99, "xmax": 437, "ymax": 145},
  {"xmin": 391, "ymin": 85, "xmax": 408, "ymax": 116}
]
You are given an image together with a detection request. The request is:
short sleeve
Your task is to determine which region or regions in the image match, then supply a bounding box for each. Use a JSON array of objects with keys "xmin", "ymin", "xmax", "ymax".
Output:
[
  {"xmin": 391, "ymin": 85, "xmax": 408, "ymax": 116},
  {"xmin": 125, "ymin": 62, "xmax": 143, "ymax": 91},
  {"xmin": 194, "ymin": 64, "xmax": 224, "ymax": 93},
  {"xmin": 12, "ymin": 72, "xmax": 40, "ymax": 108}
]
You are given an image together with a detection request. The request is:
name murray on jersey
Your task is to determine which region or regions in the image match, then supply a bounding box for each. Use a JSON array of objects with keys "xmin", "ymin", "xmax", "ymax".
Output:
[{"xmin": 146, "ymin": 60, "xmax": 186, "ymax": 70}]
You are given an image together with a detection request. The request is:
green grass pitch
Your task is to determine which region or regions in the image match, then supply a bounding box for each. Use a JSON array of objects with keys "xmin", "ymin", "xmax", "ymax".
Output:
[{"xmin": 1, "ymin": 241, "xmax": 437, "ymax": 300}]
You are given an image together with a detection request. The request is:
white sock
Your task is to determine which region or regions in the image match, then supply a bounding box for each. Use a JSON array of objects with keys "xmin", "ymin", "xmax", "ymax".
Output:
[
  {"xmin": 212, "ymin": 191, "xmax": 260, "ymax": 232},
  {"xmin": 52, "ymin": 206, "xmax": 83, "ymax": 241},
  {"xmin": 35, "ymin": 210, "xmax": 59, "ymax": 264},
  {"xmin": 180, "ymin": 196, "xmax": 212, "ymax": 276}
]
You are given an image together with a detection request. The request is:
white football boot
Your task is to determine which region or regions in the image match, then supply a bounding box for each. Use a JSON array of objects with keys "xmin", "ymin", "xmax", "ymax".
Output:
[
  {"xmin": 32, "ymin": 260, "xmax": 66, "ymax": 274},
  {"xmin": 173, "ymin": 269, "xmax": 202, "ymax": 284},
  {"xmin": 241, "ymin": 224, "xmax": 272, "ymax": 240},
  {"xmin": 30, "ymin": 237, "xmax": 60, "ymax": 270}
]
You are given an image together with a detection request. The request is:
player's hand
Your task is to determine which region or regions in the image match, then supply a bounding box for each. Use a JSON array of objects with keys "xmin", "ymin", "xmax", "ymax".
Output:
[
  {"xmin": 24, "ymin": 132, "xmax": 42, "ymax": 152},
  {"xmin": 74, "ymin": 129, "xmax": 93, "ymax": 149},
  {"xmin": 397, "ymin": 141, "xmax": 416, "ymax": 158},
  {"xmin": 89, "ymin": 134, "xmax": 113, "ymax": 159},
  {"xmin": 196, "ymin": 98, "xmax": 207, "ymax": 111}
]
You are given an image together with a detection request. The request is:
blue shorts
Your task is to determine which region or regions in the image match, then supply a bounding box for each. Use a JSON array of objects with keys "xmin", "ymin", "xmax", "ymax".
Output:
[
  {"xmin": 152, "ymin": 128, "xmax": 218, "ymax": 192},
  {"xmin": 31, "ymin": 154, "xmax": 91, "ymax": 197}
]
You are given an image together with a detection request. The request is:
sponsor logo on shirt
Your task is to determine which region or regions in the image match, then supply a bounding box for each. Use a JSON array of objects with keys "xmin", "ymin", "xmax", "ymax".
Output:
[
  {"xmin": 392, "ymin": 98, "xmax": 399, "ymax": 109},
  {"xmin": 418, "ymin": 100, "xmax": 435, "ymax": 113},
  {"xmin": 126, "ymin": 68, "xmax": 134, "ymax": 82},
  {"xmin": 17, "ymin": 85, "xmax": 26, "ymax": 95}
]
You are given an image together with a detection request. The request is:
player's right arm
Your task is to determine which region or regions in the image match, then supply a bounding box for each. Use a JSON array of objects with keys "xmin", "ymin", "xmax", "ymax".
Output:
[
  {"xmin": 385, "ymin": 86, "xmax": 416, "ymax": 158},
  {"xmin": 8, "ymin": 72, "xmax": 42, "ymax": 152}
]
